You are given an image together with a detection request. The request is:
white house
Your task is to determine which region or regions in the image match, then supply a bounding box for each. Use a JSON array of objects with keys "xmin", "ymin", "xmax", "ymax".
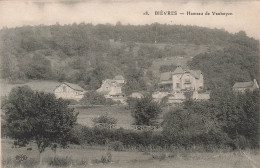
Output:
[
  {"xmin": 130, "ymin": 92, "xmax": 144, "ymax": 99},
  {"xmin": 172, "ymin": 66, "xmax": 204, "ymax": 92},
  {"xmin": 54, "ymin": 82, "xmax": 85, "ymax": 101},
  {"xmin": 96, "ymin": 78, "xmax": 126, "ymax": 104},
  {"xmin": 158, "ymin": 66, "xmax": 208, "ymax": 102}
]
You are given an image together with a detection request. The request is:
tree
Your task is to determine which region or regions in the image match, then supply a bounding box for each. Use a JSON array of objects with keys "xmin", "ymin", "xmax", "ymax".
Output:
[
  {"xmin": 25, "ymin": 54, "xmax": 52, "ymax": 79},
  {"xmin": 131, "ymin": 96, "xmax": 162, "ymax": 126},
  {"xmin": 162, "ymin": 108, "xmax": 207, "ymax": 138},
  {"xmin": 4, "ymin": 86, "xmax": 78, "ymax": 163},
  {"xmin": 80, "ymin": 90, "xmax": 117, "ymax": 106},
  {"xmin": 92, "ymin": 113, "xmax": 118, "ymax": 129}
]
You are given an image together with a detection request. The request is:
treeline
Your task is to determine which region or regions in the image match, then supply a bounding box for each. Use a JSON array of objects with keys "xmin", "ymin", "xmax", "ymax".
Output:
[
  {"xmin": 0, "ymin": 23, "xmax": 259, "ymax": 92},
  {"xmin": 189, "ymin": 31, "xmax": 259, "ymax": 90},
  {"xmin": 70, "ymin": 89, "xmax": 259, "ymax": 150}
]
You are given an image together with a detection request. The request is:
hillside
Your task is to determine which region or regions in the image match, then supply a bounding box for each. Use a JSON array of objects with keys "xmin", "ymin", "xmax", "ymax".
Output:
[{"xmin": 0, "ymin": 23, "xmax": 259, "ymax": 92}]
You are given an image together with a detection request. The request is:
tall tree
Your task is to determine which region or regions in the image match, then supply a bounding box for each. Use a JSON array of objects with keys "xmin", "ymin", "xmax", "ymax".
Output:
[
  {"xmin": 3, "ymin": 86, "xmax": 78, "ymax": 163},
  {"xmin": 131, "ymin": 96, "xmax": 162, "ymax": 126}
]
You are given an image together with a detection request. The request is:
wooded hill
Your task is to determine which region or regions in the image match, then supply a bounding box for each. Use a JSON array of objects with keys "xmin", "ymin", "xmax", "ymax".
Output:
[{"xmin": 0, "ymin": 23, "xmax": 259, "ymax": 92}]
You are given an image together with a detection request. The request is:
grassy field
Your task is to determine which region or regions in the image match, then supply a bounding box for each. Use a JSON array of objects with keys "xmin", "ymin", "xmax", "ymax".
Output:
[
  {"xmin": 75, "ymin": 105, "xmax": 134, "ymax": 129},
  {"xmin": 75, "ymin": 105, "xmax": 173, "ymax": 128},
  {"xmin": 1, "ymin": 139, "xmax": 259, "ymax": 168}
]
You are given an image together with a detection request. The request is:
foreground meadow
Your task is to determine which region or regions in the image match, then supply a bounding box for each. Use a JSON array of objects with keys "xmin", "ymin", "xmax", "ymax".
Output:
[{"xmin": 2, "ymin": 139, "xmax": 259, "ymax": 168}]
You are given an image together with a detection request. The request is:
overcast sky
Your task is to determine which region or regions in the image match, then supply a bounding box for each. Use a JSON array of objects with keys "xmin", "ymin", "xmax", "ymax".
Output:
[{"xmin": 0, "ymin": 0, "xmax": 259, "ymax": 39}]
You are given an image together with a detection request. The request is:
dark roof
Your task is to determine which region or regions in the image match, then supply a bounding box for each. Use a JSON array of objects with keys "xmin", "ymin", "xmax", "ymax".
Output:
[
  {"xmin": 114, "ymin": 75, "xmax": 124, "ymax": 80},
  {"xmin": 172, "ymin": 66, "xmax": 201, "ymax": 79},
  {"xmin": 172, "ymin": 66, "xmax": 185, "ymax": 75},
  {"xmin": 160, "ymin": 72, "xmax": 172, "ymax": 81},
  {"xmin": 63, "ymin": 82, "xmax": 85, "ymax": 91},
  {"xmin": 233, "ymin": 81, "xmax": 254, "ymax": 88},
  {"xmin": 105, "ymin": 79, "xmax": 121, "ymax": 87}
]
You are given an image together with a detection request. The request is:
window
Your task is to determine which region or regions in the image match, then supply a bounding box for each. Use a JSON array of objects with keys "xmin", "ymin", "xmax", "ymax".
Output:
[
  {"xmin": 176, "ymin": 83, "xmax": 180, "ymax": 89},
  {"xmin": 185, "ymin": 75, "xmax": 190, "ymax": 82},
  {"xmin": 63, "ymin": 86, "xmax": 66, "ymax": 92}
]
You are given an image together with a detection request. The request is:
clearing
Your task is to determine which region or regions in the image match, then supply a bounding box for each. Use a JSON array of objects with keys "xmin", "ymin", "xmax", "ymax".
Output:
[{"xmin": 1, "ymin": 139, "xmax": 259, "ymax": 168}]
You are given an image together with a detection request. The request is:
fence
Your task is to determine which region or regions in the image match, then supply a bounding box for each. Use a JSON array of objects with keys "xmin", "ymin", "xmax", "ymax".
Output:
[{"xmin": 94, "ymin": 123, "xmax": 162, "ymax": 131}]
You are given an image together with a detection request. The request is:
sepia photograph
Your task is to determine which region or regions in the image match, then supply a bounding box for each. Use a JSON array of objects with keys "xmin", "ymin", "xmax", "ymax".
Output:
[{"xmin": 0, "ymin": 0, "xmax": 259, "ymax": 167}]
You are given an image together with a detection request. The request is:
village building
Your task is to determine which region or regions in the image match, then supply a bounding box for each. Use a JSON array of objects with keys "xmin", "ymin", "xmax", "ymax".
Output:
[
  {"xmin": 97, "ymin": 76, "xmax": 125, "ymax": 103},
  {"xmin": 130, "ymin": 92, "xmax": 144, "ymax": 99},
  {"xmin": 159, "ymin": 65, "xmax": 204, "ymax": 92},
  {"xmin": 54, "ymin": 82, "xmax": 85, "ymax": 101},
  {"xmin": 172, "ymin": 65, "xmax": 204, "ymax": 92},
  {"xmin": 113, "ymin": 75, "xmax": 125, "ymax": 84},
  {"xmin": 233, "ymin": 79, "xmax": 259, "ymax": 93},
  {"xmin": 159, "ymin": 72, "xmax": 172, "ymax": 91},
  {"xmin": 158, "ymin": 65, "xmax": 209, "ymax": 102}
]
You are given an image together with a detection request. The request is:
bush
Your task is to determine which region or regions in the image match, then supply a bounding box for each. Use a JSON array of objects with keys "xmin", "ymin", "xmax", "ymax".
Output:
[
  {"xmin": 91, "ymin": 151, "xmax": 112, "ymax": 164},
  {"xmin": 131, "ymin": 96, "xmax": 162, "ymax": 126},
  {"xmin": 48, "ymin": 156, "xmax": 72, "ymax": 167},
  {"xmin": 92, "ymin": 113, "xmax": 118, "ymax": 125},
  {"xmin": 67, "ymin": 99, "xmax": 78, "ymax": 105},
  {"xmin": 21, "ymin": 158, "xmax": 39, "ymax": 168},
  {"xmin": 76, "ymin": 158, "xmax": 89, "ymax": 166},
  {"xmin": 110, "ymin": 141, "xmax": 124, "ymax": 151},
  {"xmin": 80, "ymin": 91, "xmax": 108, "ymax": 106},
  {"xmin": 152, "ymin": 153, "xmax": 166, "ymax": 161}
]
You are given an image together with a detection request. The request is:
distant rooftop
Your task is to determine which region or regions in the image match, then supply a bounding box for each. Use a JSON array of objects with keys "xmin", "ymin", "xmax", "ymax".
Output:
[
  {"xmin": 233, "ymin": 81, "xmax": 254, "ymax": 88},
  {"xmin": 114, "ymin": 75, "xmax": 125, "ymax": 80},
  {"xmin": 161, "ymin": 66, "xmax": 202, "ymax": 81},
  {"xmin": 62, "ymin": 82, "xmax": 85, "ymax": 91},
  {"xmin": 160, "ymin": 72, "xmax": 172, "ymax": 81},
  {"xmin": 172, "ymin": 66, "xmax": 185, "ymax": 75}
]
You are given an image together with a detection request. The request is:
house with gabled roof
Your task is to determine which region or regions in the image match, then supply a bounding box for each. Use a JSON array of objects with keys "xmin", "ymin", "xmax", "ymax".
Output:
[
  {"xmin": 97, "ymin": 79, "xmax": 122, "ymax": 98},
  {"xmin": 97, "ymin": 76, "xmax": 126, "ymax": 103},
  {"xmin": 172, "ymin": 65, "xmax": 204, "ymax": 92},
  {"xmin": 54, "ymin": 82, "xmax": 85, "ymax": 101},
  {"xmin": 113, "ymin": 75, "xmax": 125, "ymax": 84},
  {"xmin": 233, "ymin": 79, "xmax": 259, "ymax": 93},
  {"xmin": 158, "ymin": 65, "xmax": 208, "ymax": 102},
  {"xmin": 159, "ymin": 65, "xmax": 204, "ymax": 92}
]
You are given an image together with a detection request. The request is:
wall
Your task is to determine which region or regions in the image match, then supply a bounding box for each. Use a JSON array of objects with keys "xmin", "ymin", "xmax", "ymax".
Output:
[{"xmin": 54, "ymin": 84, "xmax": 84, "ymax": 101}]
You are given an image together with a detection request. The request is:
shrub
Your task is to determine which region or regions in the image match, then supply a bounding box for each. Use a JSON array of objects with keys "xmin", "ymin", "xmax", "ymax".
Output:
[
  {"xmin": 91, "ymin": 151, "xmax": 112, "ymax": 164},
  {"xmin": 131, "ymin": 96, "xmax": 162, "ymax": 126},
  {"xmin": 15, "ymin": 154, "xmax": 28, "ymax": 163},
  {"xmin": 21, "ymin": 158, "xmax": 39, "ymax": 168},
  {"xmin": 80, "ymin": 91, "xmax": 106, "ymax": 105},
  {"xmin": 76, "ymin": 158, "xmax": 89, "ymax": 166},
  {"xmin": 110, "ymin": 141, "xmax": 124, "ymax": 151},
  {"xmin": 67, "ymin": 99, "xmax": 78, "ymax": 105},
  {"xmin": 48, "ymin": 156, "xmax": 72, "ymax": 167},
  {"xmin": 92, "ymin": 113, "xmax": 118, "ymax": 125},
  {"xmin": 152, "ymin": 153, "xmax": 166, "ymax": 161}
]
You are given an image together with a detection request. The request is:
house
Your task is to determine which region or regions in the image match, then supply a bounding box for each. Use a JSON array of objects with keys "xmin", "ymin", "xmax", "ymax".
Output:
[
  {"xmin": 158, "ymin": 65, "xmax": 208, "ymax": 102},
  {"xmin": 113, "ymin": 75, "xmax": 125, "ymax": 84},
  {"xmin": 159, "ymin": 72, "xmax": 172, "ymax": 91},
  {"xmin": 172, "ymin": 66, "xmax": 203, "ymax": 92},
  {"xmin": 130, "ymin": 92, "xmax": 144, "ymax": 99},
  {"xmin": 233, "ymin": 79, "xmax": 259, "ymax": 93},
  {"xmin": 159, "ymin": 65, "xmax": 204, "ymax": 92},
  {"xmin": 54, "ymin": 82, "xmax": 85, "ymax": 101},
  {"xmin": 97, "ymin": 78, "xmax": 125, "ymax": 103}
]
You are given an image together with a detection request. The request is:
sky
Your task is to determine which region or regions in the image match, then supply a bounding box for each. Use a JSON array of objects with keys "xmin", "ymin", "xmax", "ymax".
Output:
[{"xmin": 0, "ymin": 0, "xmax": 260, "ymax": 39}]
